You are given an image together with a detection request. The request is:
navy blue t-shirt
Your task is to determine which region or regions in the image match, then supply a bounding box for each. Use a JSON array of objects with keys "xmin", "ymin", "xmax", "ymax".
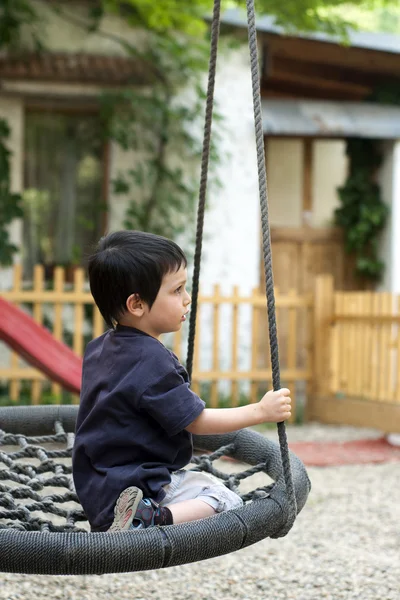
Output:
[{"xmin": 72, "ymin": 325, "xmax": 205, "ymax": 532}]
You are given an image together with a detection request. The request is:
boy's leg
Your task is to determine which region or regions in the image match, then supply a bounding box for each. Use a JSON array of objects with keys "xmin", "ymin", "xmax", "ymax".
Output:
[
  {"xmin": 108, "ymin": 472, "xmax": 243, "ymax": 531},
  {"xmin": 160, "ymin": 470, "xmax": 243, "ymax": 523},
  {"xmin": 166, "ymin": 498, "xmax": 216, "ymax": 523}
]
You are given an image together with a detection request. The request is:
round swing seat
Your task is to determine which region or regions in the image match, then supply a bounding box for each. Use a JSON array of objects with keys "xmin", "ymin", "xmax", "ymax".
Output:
[{"xmin": 0, "ymin": 405, "xmax": 310, "ymax": 575}]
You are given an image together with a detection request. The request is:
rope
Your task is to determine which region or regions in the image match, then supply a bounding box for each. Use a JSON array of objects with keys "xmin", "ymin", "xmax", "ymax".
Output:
[
  {"xmin": 245, "ymin": 0, "xmax": 297, "ymax": 529},
  {"xmin": 186, "ymin": 0, "xmax": 221, "ymax": 379},
  {"xmin": 0, "ymin": 423, "xmax": 275, "ymax": 532},
  {"xmin": 187, "ymin": 0, "xmax": 297, "ymax": 532}
]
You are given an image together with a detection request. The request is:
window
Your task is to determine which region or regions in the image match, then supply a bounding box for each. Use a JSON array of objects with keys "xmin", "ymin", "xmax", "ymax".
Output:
[{"xmin": 23, "ymin": 111, "xmax": 107, "ymax": 279}]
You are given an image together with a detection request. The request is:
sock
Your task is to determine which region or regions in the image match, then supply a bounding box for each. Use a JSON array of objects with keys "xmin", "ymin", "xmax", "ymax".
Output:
[{"xmin": 154, "ymin": 506, "xmax": 173, "ymax": 526}]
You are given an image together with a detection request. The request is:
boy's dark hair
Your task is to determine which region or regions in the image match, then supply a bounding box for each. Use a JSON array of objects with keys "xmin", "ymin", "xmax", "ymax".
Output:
[{"xmin": 88, "ymin": 230, "xmax": 187, "ymax": 328}]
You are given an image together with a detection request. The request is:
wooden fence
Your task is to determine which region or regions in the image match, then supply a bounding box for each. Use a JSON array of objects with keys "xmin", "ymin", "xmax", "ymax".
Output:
[
  {"xmin": 309, "ymin": 275, "xmax": 400, "ymax": 432},
  {"xmin": 3, "ymin": 267, "xmax": 399, "ymax": 430},
  {"xmin": 0, "ymin": 264, "xmax": 313, "ymax": 418}
]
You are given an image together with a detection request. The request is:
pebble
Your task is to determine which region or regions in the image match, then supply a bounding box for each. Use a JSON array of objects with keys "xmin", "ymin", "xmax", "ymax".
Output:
[{"xmin": 1, "ymin": 422, "xmax": 399, "ymax": 600}]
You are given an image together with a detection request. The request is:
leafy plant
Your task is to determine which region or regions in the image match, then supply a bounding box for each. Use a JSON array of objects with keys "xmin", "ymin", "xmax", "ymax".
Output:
[
  {"xmin": 335, "ymin": 81, "xmax": 400, "ymax": 282},
  {"xmin": 0, "ymin": 119, "xmax": 23, "ymax": 267},
  {"xmin": 0, "ymin": 0, "xmax": 43, "ymax": 51},
  {"xmin": 335, "ymin": 139, "xmax": 388, "ymax": 280},
  {"xmin": 1, "ymin": 0, "xmax": 399, "ymax": 256},
  {"xmin": 103, "ymin": 82, "xmax": 221, "ymax": 239}
]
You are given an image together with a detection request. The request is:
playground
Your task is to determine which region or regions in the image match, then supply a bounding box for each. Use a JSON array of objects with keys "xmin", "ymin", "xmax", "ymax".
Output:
[
  {"xmin": 1, "ymin": 0, "xmax": 400, "ymax": 597},
  {"xmin": 0, "ymin": 423, "xmax": 399, "ymax": 600}
]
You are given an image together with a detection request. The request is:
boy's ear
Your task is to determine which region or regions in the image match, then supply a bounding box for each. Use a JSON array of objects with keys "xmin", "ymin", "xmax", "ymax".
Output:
[{"xmin": 126, "ymin": 293, "xmax": 145, "ymax": 317}]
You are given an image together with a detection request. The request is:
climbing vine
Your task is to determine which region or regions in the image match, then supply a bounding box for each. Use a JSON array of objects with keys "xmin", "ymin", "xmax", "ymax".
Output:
[
  {"xmin": 335, "ymin": 138, "xmax": 388, "ymax": 281},
  {"xmin": 0, "ymin": 119, "xmax": 23, "ymax": 267},
  {"xmin": 0, "ymin": 1, "xmax": 222, "ymax": 250},
  {"xmin": 335, "ymin": 84, "xmax": 400, "ymax": 281}
]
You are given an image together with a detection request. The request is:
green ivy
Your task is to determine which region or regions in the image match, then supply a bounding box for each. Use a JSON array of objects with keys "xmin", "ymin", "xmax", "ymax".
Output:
[
  {"xmin": 335, "ymin": 138, "xmax": 388, "ymax": 281},
  {"xmin": 335, "ymin": 83, "xmax": 400, "ymax": 282},
  {"xmin": 0, "ymin": 119, "xmax": 23, "ymax": 267}
]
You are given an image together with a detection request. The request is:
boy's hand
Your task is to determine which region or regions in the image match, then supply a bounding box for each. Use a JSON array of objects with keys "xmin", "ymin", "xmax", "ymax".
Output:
[{"xmin": 257, "ymin": 388, "xmax": 291, "ymax": 423}]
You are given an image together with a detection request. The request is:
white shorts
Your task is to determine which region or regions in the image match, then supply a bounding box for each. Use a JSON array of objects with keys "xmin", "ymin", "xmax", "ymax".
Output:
[{"xmin": 159, "ymin": 469, "xmax": 243, "ymax": 513}]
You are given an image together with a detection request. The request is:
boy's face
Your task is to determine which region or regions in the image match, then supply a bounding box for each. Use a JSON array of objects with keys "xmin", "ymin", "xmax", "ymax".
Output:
[{"xmin": 142, "ymin": 265, "xmax": 191, "ymax": 339}]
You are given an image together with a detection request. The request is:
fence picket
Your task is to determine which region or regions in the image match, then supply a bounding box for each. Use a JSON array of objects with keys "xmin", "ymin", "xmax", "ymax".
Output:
[
  {"xmin": 0, "ymin": 265, "xmax": 313, "ymax": 416},
  {"xmin": 231, "ymin": 285, "xmax": 239, "ymax": 407},
  {"xmin": 92, "ymin": 307, "xmax": 104, "ymax": 340},
  {"xmin": 328, "ymin": 287, "xmax": 400, "ymax": 406},
  {"xmin": 10, "ymin": 264, "xmax": 22, "ymax": 402},
  {"xmin": 190, "ymin": 302, "xmax": 201, "ymax": 396},
  {"xmin": 360, "ymin": 292, "xmax": 372, "ymax": 399},
  {"xmin": 287, "ymin": 289, "xmax": 297, "ymax": 421},
  {"xmin": 31, "ymin": 265, "xmax": 44, "ymax": 404},
  {"xmin": 396, "ymin": 295, "xmax": 400, "ymax": 402},
  {"xmin": 51, "ymin": 267, "xmax": 65, "ymax": 399},
  {"xmin": 379, "ymin": 293, "xmax": 392, "ymax": 402},
  {"xmin": 210, "ymin": 284, "xmax": 220, "ymax": 408},
  {"xmin": 250, "ymin": 287, "xmax": 260, "ymax": 404}
]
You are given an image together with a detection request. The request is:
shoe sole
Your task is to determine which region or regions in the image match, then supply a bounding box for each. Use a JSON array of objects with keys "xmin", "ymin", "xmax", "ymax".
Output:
[{"xmin": 108, "ymin": 487, "xmax": 143, "ymax": 532}]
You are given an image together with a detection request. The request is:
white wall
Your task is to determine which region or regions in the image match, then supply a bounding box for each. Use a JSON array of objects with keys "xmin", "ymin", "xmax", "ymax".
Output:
[
  {"xmin": 267, "ymin": 139, "xmax": 303, "ymax": 227},
  {"xmin": 266, "ymin": 138, "xmax": 347, "ymax": 229},
  {"xmin": 312, "ymin": 140, "xmax": 347, "ymax": 227},
  {"xmin": 378, "ymin": 140, "xmax": 400, "ymax": 293},
  {"xmin": 0, "ymin": 97, "xmax": 24, "ymax": 291},
  {"xmin": 197, "ymin": 45, "xmax": 260, "ymax": 295},
  {"xmin": 107, "ymin": 43, "xmax": 262, "ymax": 296},
  {"xmin": 12, "ymin": 2, "xmax": 349, "ymax": 295},
  {"xmin": 29, "ymin": 0, "xmax": 143, "ymax": 56}
]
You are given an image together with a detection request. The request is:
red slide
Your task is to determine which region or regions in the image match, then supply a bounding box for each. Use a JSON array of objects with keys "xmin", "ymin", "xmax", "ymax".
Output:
[{"xmin": 0, "ymin": 296, "xmax": 82, "ymax": 394}]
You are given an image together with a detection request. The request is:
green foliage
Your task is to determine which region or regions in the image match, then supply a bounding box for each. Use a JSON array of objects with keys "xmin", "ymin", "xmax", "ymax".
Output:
[
  {"xmin": 0, "ymin": 119, "xmax": 23, "ymax": 267},
  {"xmin": 103, "ymin": 0, "xmax": 400, "ymax": 36},
  {"xmin": 335, "ymin": 139, "xmax": 388, "ymax": 280},
  {"xmin": 0, "ymin": 0, "xmax": 43, "ymax": 51},
  {"xmin": 335, "ymin": 83, "xmax": 400, "ymax": 281},
  {"xmin": 96, "ymin": 16, "xmax": 220, "ymax": 240},
  {"xmin": 1, "ymin": 0, "xmax": 400, "ymax": 53},
  {"xmin": 102, "ymin": 81, "xmax": 219, "ymax": 238},
  {"xmin": 369, "ymin": 82, "xmax": 400, "ymax": 106},
  {"xmin": 321, "ymin": 2, "xmax": 400, "ymax": 34},
  {"xmin": 1, "ymin": 0, "xmax": 399, "ymax": 253},
  {"xmin": 102, "ymin": 0, "xmax": 211, "ymax": 36},
  {"xmin": 335, "ymin": 139, "xmax": 388, "ymax": 281}
]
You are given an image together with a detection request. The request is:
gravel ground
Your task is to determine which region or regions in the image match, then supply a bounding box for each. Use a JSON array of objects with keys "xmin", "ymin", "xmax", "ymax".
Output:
[{"xmin": 1, "ymin": 422, "xmax": 399, "ymax": 600}]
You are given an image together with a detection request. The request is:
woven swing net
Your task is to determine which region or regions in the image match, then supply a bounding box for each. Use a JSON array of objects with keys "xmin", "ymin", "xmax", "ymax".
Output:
[{"xmin": 0, "ymin": 420, "xmax": 275, "ymax": 533}]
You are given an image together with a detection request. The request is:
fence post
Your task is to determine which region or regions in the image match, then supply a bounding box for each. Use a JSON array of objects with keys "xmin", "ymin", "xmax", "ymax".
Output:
[{"xmin": 309, "ymin": 274, "xmax": 334, "ymax": 420}]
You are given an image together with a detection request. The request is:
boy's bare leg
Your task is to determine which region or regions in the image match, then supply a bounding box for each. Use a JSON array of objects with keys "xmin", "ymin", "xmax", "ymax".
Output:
[{"xmin": 167, "ymin": 499, "xmax": 216, "ymax": 523}]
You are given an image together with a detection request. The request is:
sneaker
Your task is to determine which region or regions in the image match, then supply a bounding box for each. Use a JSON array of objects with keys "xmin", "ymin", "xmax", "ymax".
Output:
[
  {"xmin": 129, "ymin": 497, "xmax": 159, "ymax": 529},
  {"xmin": 108, "ymin": 486, "xmax": 143, "ymax": 532}
]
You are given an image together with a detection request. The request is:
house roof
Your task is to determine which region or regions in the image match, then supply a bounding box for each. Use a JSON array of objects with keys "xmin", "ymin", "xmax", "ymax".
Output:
[
  {"xmin": 262, "ymin": 99, "xmax": 400, "ymax": 138},
  {"xmin": 221, "ymin": 8, "xmax": 400, "ymax": 55},
  {"xmin": 0, "ymin": 53, "xmax": 147, "ymax": 85}
]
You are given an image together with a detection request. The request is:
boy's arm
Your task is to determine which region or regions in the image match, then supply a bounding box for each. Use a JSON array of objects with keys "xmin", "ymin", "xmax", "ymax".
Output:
[{"xmin": 185, "ymin": 388, "xmax": 291, "ymax": 435}]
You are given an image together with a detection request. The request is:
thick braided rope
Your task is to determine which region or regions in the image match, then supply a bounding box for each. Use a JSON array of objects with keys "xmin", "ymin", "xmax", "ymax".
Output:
[
  {"xmin": 186, "ymin": 0, "xmax": 221, "ymax": 379},
  {"xmin": 246, "ymin": 0, "xmax": 297, "ymax": 528},
  {"xmin": 0, "ymin": 423, "xmax": 273, "ymax": 531}
]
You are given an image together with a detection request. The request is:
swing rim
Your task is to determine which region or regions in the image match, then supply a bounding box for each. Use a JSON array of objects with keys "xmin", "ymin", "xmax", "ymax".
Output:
[{"xmin": 0, "ymin": 404, "xmax": 310, "ymax": 575}]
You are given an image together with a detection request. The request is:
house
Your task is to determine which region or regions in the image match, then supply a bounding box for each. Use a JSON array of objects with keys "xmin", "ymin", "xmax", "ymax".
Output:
[
  {"xmin": 207, "ymin": 9, "xmax": 400, "ymax": 295},
  {"xmin": 1, "ymin": 3, "xmax": 400, "ymax": 300},
  {"xmin": 2, "ymin": 3, "xmax": 400, "ymax": 422}
]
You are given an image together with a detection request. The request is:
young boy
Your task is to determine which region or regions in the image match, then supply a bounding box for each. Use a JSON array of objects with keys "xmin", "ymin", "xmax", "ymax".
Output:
[{"xmin": 72, "ymin": 230, "xmax": 291, "ymax": 532}]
